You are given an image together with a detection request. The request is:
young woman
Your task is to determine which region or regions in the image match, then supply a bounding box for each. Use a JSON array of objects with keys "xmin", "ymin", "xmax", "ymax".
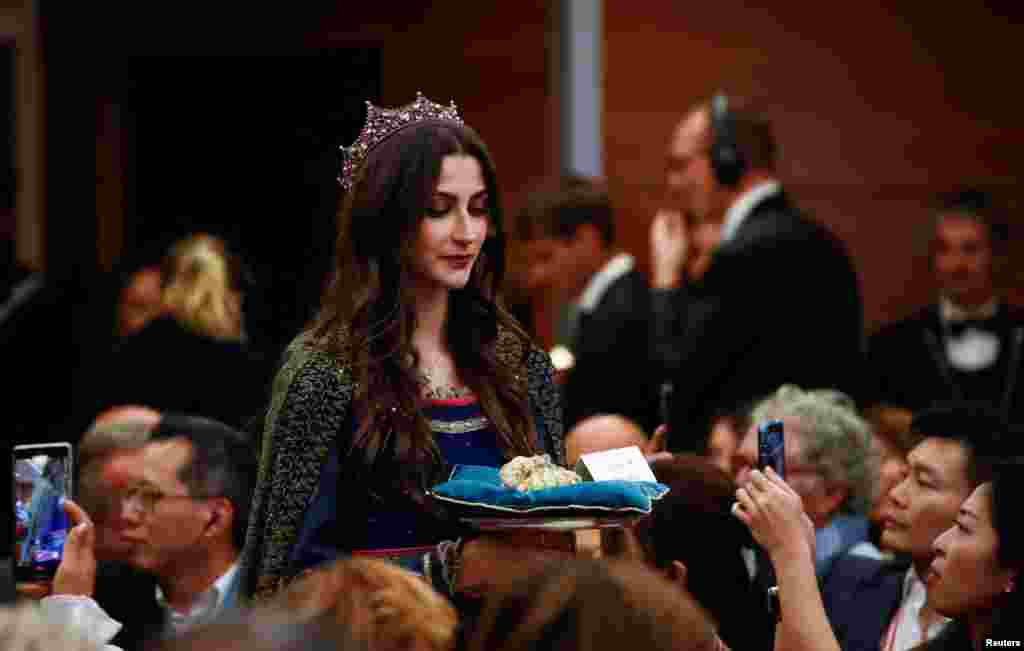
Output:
[
  {"xmin": 918, "ymin": 462, "xmax": 1021, "ymax": 650},
  {"xmin": 241, "ymin": 94, "xmax": 564, "ymax": 601}
]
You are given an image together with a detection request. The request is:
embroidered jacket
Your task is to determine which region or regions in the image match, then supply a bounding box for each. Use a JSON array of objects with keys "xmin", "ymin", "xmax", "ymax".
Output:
[{"xmin": 239, "ymin": 324, "xmax": 564, "ymax": 602}]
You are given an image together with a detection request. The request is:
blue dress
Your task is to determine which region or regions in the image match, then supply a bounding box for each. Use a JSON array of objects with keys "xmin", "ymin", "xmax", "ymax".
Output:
[{"xmin": 291, "ymin": 395, "xmax": 506, "ymax": 573}]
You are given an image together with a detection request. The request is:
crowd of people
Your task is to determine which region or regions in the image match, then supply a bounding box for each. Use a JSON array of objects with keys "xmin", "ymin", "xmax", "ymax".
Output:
[{"xmin": 0, "ymin": 87, "xmax": 1021, "ymax": 651}]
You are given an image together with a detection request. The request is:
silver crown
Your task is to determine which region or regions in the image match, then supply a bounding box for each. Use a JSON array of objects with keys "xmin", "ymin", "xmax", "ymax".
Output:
[{"xmin": 338, "ymin": 92, "xmax": 463, "ymax": 192}]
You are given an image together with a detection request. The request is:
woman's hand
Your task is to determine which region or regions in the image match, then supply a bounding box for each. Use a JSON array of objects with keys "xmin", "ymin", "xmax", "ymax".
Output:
[{"xmin": 732, "ymin": 468, "xmax": 815, "ymax": 565}]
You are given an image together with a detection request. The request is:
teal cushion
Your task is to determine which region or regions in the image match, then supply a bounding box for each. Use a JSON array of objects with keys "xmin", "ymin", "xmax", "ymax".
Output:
[{"xmin": 428, "ymin": 464, "xmax": 670, "ymax": 515}]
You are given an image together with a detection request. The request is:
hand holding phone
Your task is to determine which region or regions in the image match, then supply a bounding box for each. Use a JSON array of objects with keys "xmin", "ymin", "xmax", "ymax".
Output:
[
  {"xmin": 757, "ymin": 420, "xmax": 785, "ymax": 480},
  {"xmin": 52, "ymin": 498, "xmax": 96, "ymax": 597}
]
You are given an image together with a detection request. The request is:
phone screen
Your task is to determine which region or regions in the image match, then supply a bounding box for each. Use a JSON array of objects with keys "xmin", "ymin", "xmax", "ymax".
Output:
[
  {"xmin": 757, "ymin": 420, "xmax": 785, "ymax": 480},
  {"xmin": 12, "ymin": 444, "xmax": 73, "ymax": 581}
]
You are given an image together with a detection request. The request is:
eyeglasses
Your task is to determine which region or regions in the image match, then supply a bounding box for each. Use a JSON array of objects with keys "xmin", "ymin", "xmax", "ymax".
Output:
[{"xmin": 121, "ymin": 483, "xmax": 212, "ymax": 516}]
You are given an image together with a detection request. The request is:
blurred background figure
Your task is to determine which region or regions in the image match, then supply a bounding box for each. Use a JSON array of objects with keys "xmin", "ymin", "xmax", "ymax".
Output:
[
  {"xmin": 705, "ymin": 405, "xmax": 749, "ymax": 478},
  {"xmin": 0, "ymin": 603, "xmax": 109, "ymax": 651},
  {"xmin": 650, "ymin": 93, "xmax": 864, "ymax": 453},
  {"xmin": 148, "ymin": 607, "xmax": 365, "ymax": 651},
  {"xmin": 76, "ymin": 233, "xmax": 270, "ymax": 434},
  {"xmin": 273, "ymin": 557, "xmax": 457, "ymax": 651},
  {"xmin": 159, "ymin": 233, "xmax": 244, "ymax": 341},
  {"xmin": 866, "ymin": 189, "xmax": 1023, "ymax": 425},
  {"xmin": 684, "ymin": 211, "xmax": 723, "ymax": 283},
  {"xmin": 116, "ymin": 265, "xmax": 163, "ymax": 338},
  {"xmin": 564, "ymin": 414, "xmax": 667, "ymax": 467},
  {"xmin": 466, "ymin": 559, "xmax": 720, "ymax": 651},
  {"xmin": 635, "ymin": 454, "xmax": 773, "ymax": 651},
  {"xmin": 514, "ymin": 176, "xmax": 657, "ymax": 432}
]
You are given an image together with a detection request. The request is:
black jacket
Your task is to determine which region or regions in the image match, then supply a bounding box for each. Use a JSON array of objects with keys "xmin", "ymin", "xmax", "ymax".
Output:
[
  {"xmin": 83, "ymin": 316, "xmax": 273, "ymax": 433},
  {"xmin": 564, "ymin": 266, "xmax": 659, "ymax": 432},
  {"xmin": 822, "ymin": 553, "xmax": 908, "ymax": 651},
  {"xmin": 93, "ymin": 561, "xmax": 164, "ymax": 651},
  {"xmin": 655, "ymin": 192, "xmax": 865, "ymax": 451},
  {"xmin": 866, "ymin": 302, "xmax": 1024, "ymax": 422}
]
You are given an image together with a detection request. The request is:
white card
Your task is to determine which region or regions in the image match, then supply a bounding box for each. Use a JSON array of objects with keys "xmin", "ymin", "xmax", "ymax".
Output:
[{"xmin": 574, "ymin": 446, "xmax": 657, "ymax": 482}]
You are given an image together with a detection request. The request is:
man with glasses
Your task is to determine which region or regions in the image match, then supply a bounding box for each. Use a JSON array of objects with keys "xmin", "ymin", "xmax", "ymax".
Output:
[
  {"xmin": 36, "ymin": 411, "xmax": 256, "ymax": 648},
  {"xmin": 117, "ymin": 413, "xmax": 256, "ymax": 637}
]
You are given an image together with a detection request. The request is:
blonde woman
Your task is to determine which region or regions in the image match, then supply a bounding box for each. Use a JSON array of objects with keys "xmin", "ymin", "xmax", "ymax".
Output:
[
  {"xmin": 274, "ymin": 558, "xmax": 457, "ymax": 651},
  {"xmin": 88, "ymin": 233, "xmax": 270, "ymax": 431},
  {"xmin": 161, "ymin": 233, "xmax": 244, "ymax": 341}
]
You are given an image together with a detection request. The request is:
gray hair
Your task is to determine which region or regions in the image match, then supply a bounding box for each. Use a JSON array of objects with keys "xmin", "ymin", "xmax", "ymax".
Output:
[
  {"xmin": 0, "ymin": 604, "xmax": 104, "ymax": 651},
  {"xmin": 77, "ymin": 419, "xmax": 155, "ymax": 519},
  {"xmin": 78, "ymin": 418, "xmax": 155, "ymax": 470},
  {"xmin": 750, "ymin": 384, "xmax": 878, "ymax": 515}
]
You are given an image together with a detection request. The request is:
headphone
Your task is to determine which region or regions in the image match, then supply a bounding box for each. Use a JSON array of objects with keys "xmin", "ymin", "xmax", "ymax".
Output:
[{"xmin": 709, "ymin": 92, "xmax": 747, "ymax": 188}]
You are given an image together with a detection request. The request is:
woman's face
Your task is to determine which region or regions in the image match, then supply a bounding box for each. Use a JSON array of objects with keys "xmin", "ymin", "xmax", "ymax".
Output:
[
  {"xmin": 412, "ymin": 154, "xmax": 490, "ymax": 293},
  {"xmin": 927, "ymin": 483, "xmax": 1016, "ymax": 618}
]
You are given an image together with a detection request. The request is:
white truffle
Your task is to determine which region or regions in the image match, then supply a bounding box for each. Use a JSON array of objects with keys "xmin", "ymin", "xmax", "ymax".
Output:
[{"xmin": 500, "ymin": 454, "xmax": 581, "ymax": 491}]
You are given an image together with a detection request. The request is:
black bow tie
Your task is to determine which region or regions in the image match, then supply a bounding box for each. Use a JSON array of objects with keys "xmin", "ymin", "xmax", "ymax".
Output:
[{"xmin": 948, "ymin": 317, "xmax": 998, "ymax": 338}]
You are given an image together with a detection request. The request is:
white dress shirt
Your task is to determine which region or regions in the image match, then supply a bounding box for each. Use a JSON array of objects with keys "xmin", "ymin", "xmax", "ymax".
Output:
[
  {"xmin": 155, "ymin": 561, "xmax": 240, "ymax": 637},
  {"xmin": 882, "ymin": 568, "xmax": 951, "ymax": 651},
  {"xmin": 565, "ymin": 253, "xmax": 635, "ymax": 344},
  {"xmin": 576, "ymin": 252, "xmax": 636, "ymax": 313},
  {"xmin": 720, "ymin": 180, "xmax": 782, "ymax": 244}
]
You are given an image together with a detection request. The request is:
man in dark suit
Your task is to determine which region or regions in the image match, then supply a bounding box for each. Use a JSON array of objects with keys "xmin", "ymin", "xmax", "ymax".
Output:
[
  {"xmin": 822, "ymin": 404, "xmax": 1004, "ymax": 651},
  {"xmin": 866, "ymin": 190, "xmax": 1023, "ymax": 424},
  {"xmin": 516, "ymin": 177, "xmax": 659, "ymax": 433},
  {"xmin": 650, "ymin": 93, "xmax": 864, "ymax": 452}
]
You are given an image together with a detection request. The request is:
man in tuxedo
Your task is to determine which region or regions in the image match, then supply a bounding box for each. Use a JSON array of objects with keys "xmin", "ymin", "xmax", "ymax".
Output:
[
  {"xmin": 866, "ymin": 190, "xmax": 1023, "ymax": 423},
  {"xmin": 518, "ymin": 177, "xmax": 659, "ymax": 432},
  {"xmin": 651, "ymin": 93, "xmax": 864, "ymax": 452}
]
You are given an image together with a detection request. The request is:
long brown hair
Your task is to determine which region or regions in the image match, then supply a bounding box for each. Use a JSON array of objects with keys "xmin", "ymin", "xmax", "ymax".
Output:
[{"xmin": 310, "ymin": 120, "xmax": 538, "ymax": 489}]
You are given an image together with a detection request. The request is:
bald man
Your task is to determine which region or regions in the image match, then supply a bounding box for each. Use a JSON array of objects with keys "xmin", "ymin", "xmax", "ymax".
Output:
[{"xmin": 565, "ymin": 414, "xmax": 668, "ymax": 467}]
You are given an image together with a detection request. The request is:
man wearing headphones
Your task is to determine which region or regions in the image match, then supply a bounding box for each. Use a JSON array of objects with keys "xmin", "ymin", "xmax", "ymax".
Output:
[
  {"xmin": 865, "ymin": 190, "xmax": 1023, "ymax": 424},
  {"xmin": 650, "ymin": 93, "xmax": 865, "ymax": 453}
]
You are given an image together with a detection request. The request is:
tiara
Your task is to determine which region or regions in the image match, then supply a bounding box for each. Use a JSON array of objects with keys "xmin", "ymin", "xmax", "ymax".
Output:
[{"xmin": 338, "ymin": 91, "xmax": 463, "ymax": 192}]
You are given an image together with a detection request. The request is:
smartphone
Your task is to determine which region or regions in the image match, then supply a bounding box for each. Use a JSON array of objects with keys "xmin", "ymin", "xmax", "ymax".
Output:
[
  {"xmin": 757, "ymin": 420, "xmax": 785, "ymax": 480},
  {"xmin": 11, "ymin": 442, "xmax": 74, "ymax": 582}
]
